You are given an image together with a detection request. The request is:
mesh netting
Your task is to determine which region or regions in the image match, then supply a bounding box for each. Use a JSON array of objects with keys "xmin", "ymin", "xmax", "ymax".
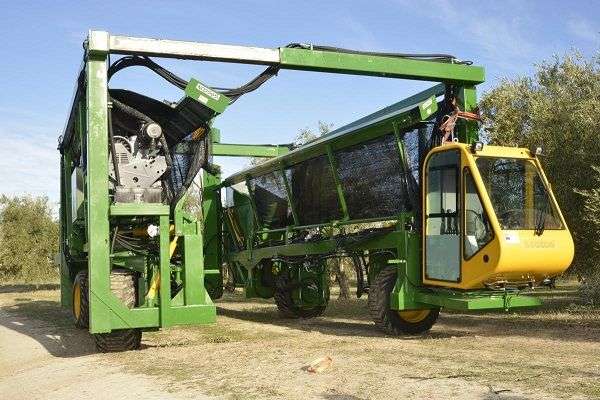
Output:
[
  {"xmin": 248, "ymin": 171, "xmax": 291, "ymax": 228},
  {"xmin": 336, "ymin": 133, "xmax": 416, "ymax": 219},
  {"xmin": 242, "ymin": 124, "xmax": 436, "ymax": 228},
  {"xmin": 286, "ymin": 155, "xmax": 342, "ymax": 225},
  {"xmin": 168, "ymin": 136, "xmax": 209, "ymax": 204}
]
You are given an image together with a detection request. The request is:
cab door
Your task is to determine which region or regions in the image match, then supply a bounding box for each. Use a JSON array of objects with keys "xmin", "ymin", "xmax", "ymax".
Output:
[{"xmin": 423, "ymin": 149, "xmax": 461, "ymax": 282}]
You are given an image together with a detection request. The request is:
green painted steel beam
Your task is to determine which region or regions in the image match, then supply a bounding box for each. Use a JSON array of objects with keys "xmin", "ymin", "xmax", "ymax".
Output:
[
  {"xmin": 212, "ymin": 143, "xmax": 290, "ymax": 158},
  {"xmin": 99, "ymin": 32, "xmax": 484, "ymax": 85},
  {"xmin": 415, "ymin": 290, "xmax": 542, "ymax": 311},
  {"xmin": 325, "ymin": 144, "xmax": 349, "ymax": 220},
  {"xmin": 323, "ymin": 83, "xmax": 445, "ymax": 139},
  {"xmin": 86, "ymin": 53, "xmax": 113, "ymax": 334},
  {"xmin": 223, "ymin": 93, "xmax": 437, "ymax": 186},
  {"xmin": 228, "ymin": 230, "xmax": 401, "ymax": 265},
  {"xmin": 279, "ymin": 48, "xmax": 485, "ymax": 84},
  {"xmin": 279, "ymin": 166, "xmax": 300, "ymax": 226}
]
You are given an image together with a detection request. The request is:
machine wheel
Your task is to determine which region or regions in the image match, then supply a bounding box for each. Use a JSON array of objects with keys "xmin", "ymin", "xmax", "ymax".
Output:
[
  {"xmin": 93, "ymin": 269, "xmax": 142, "ymax": 352},
  {"xmin": 94, "ymin": 329, "xmax": 142, "ymax": 353},
  {"xmin": 274, "ymin": 272, "xmax": 327, "ymax": 319},
  {"xmin": 368, "ymin": 267, "xmax": 439, "ymax": 335},
  {"xmin": 72, "ymin": 271, "xmax": 89, "ymax": 329}
]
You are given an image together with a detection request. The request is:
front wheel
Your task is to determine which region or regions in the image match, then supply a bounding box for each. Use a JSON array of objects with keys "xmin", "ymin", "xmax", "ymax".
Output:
[
  {"xmin": 368, "ymin": 267, "xmax": 439, "ymax": 335},
  {"xmin": 92, "ymin": 269, "xmax": 142, "ymax": 352}
]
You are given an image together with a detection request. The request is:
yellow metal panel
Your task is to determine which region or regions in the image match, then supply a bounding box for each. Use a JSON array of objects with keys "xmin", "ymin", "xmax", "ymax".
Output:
[{"xmin": 422, "ymin": 143, "xmax": 574, "ymax": 289}]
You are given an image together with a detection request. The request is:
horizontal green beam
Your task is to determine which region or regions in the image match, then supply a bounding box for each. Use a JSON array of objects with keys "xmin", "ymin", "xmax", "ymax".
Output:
[
  {"xmin": 229, "ymin": 230, "xmax": 400, "ymax": 266},
  {"xmin": 415, "ymin": 290, "xmax": 542, "ymax": 311},
  {"xmin": 280, "ymin": 48, "xmax": 485, "ymax": 84},
  {"xmin": 102, "ymin": 32, "xmax": 484, "ymax": 85},
  {"xmin": 212, "ymin": 143, "xmax": 290, "ymax": 158},
  {"xmin": 223, "ymin": 94, "xmax": 436, "ymax": 186}
]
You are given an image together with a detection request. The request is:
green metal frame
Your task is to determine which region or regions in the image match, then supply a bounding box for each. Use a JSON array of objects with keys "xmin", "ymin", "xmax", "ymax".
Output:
[
  {"xmin": 221, "ymin": 94, "xmax": 541, "ymax": 311},
  {"xmin": 58, "ymin": 30, "xmax": 535, "ymax": 338}
]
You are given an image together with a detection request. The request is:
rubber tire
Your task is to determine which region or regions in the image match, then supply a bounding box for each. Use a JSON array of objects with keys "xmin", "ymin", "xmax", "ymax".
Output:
[
  {"xmin": 73, "ymin": 271, "xmax": 89, "ymax": 329},
  {"xmin": 368, "ymin": 267, "xmax": 439, "ymax": 335},
  {"xmin": 93, "ymin": 269, "xmax": 142, "ymax": 352},
  {"xmin": 274, "ymin": 272, "xmax": 327, "ymax": 319}
]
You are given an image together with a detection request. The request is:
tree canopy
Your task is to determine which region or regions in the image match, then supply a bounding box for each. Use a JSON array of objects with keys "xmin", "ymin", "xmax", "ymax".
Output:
[{"xmin": 0, "ymin": 195, "xmax": 59, "ymax": 282}]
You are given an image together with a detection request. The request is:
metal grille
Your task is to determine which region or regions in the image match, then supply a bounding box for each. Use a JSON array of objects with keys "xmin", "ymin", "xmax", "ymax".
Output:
[
  {"xmin": 248, "ymin": 171, "xmax": 291, "ymax": 228},
  {"xmin": 335, "ymin": 133, "xmax": 411, "ymax": 219},
  {"xmin": 286, "ymin": 155, "xmax": 342, "ymax": 225}
]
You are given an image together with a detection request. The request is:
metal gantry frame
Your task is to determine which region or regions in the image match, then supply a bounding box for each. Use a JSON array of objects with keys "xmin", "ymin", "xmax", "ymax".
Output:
[{"xmin": 61, "ymin": 30, "xmax": 532, "ymax": 337}]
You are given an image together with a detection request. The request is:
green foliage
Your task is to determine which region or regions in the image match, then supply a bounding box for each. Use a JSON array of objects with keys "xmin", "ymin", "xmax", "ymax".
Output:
[
  {"xmin": 0, "ymin": 195, "xmax": 59, "ymax": 282},
  {"xmin": 577, "ymin": 166, "xmax": 600, "ymax": 302},
  {"xmin": 293, "ymin": 120, "xmax": 333, "ymax": 147},
  {"xmin": 479, "ymin": 51, "xmax": 600, "ymax": 275}
]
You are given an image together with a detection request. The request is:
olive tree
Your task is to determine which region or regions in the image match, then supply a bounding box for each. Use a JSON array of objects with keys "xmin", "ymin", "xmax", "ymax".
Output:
[{"xmin": 0, "ymin": 195, "xmax": 59, "ymax": 282}]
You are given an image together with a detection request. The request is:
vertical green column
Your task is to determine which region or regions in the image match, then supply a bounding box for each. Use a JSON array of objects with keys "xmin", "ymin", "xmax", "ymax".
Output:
[
  {"xmin": 202, "ymin": 170, "xmax": 221, "ymax": 298},
  {"xmin": 325, "ymin": 145, "xmax": 349, "ymax": 220},
  {"xmin": 390, "ymin": 215, "xmax": 423, "ymax": 311},
  {"xmin": 86, "ymin": 54, "xmax": 112, "ymax": 333},
  {"xmin": 159, "ymin": 215, "xmax": 172, "ymax": 326},
  {"xmin": 184, "ymin": 226, "xmax": 205, "ymax": 304},
  {"xmin": 279, "ymin": 166, "xmax": 299, "ymax": 226},
  {"xmin": 456, "ymin": 86, "xmax": 479, "ymax": 144}
]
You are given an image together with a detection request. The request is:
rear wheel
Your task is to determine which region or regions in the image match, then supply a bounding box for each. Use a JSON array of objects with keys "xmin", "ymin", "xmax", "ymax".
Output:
[
  {"xmin": 368, "ymin": 267, "xmax": 439, "ymax": 335},
  {"xmin": 93, "ymin": 269, "xmax": 142, "ymax": 352},
  {"xmin": 72, "ymin": 271, "xmax": 89, "ymax": 329},
  {"xmin": 274, "ymin": 271, "xmax": 327, "ymax": 319}
]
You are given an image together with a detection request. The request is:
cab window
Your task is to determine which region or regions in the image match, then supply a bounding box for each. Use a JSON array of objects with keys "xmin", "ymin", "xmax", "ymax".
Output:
[
  {"xmin": 464, "ymin": 169, "xmax": 493, "ymax": 259},
  {"xmin": 476, "ymin": 157, "xmax": 563, "ymax": 230},
  {"xmin": 425, "ymin": 150, "xmax": 460, "ymax": 282}
]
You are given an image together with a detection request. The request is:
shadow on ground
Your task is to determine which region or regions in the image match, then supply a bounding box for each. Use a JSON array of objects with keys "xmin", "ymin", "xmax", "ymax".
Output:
[
  {"xmin": 216, "ymin": 286, "xmax": 600, "ymax": 343},
  {"xmin": 1, "ymin": 284, "xmax": 595, "ymax": 361},
  {"xmin": 217, "ymin": 304, "xmax": 471, "ymax": 340},
  {"xmin": 0, "ymin": 297, "xmax": 96, "ymax": 358},
  {"xmin": 0, "ymin": 283, "xmax": 60, "ymax": 294}
]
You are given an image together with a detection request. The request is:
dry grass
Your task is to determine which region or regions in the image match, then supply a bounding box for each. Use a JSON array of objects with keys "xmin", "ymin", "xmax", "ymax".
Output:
[{"xmin": 1, "ymin": 283, "xmax": 599, "ymax": 399}]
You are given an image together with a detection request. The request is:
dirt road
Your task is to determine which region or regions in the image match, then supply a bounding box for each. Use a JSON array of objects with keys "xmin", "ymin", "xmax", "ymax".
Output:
[{"xmin": 0, "ymin": 285, "xmax": 598, "ymax": 399}]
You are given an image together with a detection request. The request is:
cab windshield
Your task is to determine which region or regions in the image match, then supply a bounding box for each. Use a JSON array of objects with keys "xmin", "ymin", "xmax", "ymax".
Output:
[{"xmin": 475, "ymin": 157, "xmax": 563, "ymax": 231}]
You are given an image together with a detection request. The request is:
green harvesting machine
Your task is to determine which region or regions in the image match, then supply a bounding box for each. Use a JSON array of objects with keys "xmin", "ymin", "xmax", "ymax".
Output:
[{"xmin": 58, "ymin": 31, "xmax": 573, "ymax": 351}]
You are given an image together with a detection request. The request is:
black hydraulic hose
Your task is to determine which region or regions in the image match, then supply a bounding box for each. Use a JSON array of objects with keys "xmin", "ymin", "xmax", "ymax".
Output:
[
  {"xmin": 107, "ymin": 103, "xmax": 121, "ymax": 186},
  {"xmin": 285, "ymin": 43, "xmax": 471, "ymax": 64},
  {"xmin": 214, "ymin": 65, "xmax": 280, "ymax": 102},
  {"xmin": 108, "ymin": 56, "xmax": 188, "ymax": 89},
  {"xmin": 106, "ymin": 44, "xmax": 471, "ymax": 112},
  {"xmin": 111, "ymin": 97, "xmax": 153, "ymax": 124}
]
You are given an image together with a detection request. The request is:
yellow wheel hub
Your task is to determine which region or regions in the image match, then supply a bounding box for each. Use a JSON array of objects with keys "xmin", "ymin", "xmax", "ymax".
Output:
[
  {"xmin": 73, "ymin": 282, "xmax": 81, "ymax": 320},
  {"xmin": 398, "ymin": 309, "xmax": 430, "ymax": 323}
]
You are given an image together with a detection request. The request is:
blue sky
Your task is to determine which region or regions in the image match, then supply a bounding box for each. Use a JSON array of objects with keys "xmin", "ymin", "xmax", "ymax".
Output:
[{"xmin": 0, "ymin": 0, "xmax": 598, "ymax": 203}]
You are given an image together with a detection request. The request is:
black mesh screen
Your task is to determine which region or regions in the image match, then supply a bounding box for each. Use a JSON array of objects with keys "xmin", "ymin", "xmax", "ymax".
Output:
[
  {"xmin": 403, "ymin": 128, "xmax": 421, "ymax": 182},
  {"xmin": 245, "ymin": 129, "xmax": 430, "ymax": 227},
  {"xmin": 335, "ymin": 133, "xmax": 412, "ymax": 219},
  {"xmin": 248, "ymin": 171, "xmax": 290, "ymax": 228},
  {"xmin": 287, "ymin": 155, "xmax": 342, "ymax": 225}
]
